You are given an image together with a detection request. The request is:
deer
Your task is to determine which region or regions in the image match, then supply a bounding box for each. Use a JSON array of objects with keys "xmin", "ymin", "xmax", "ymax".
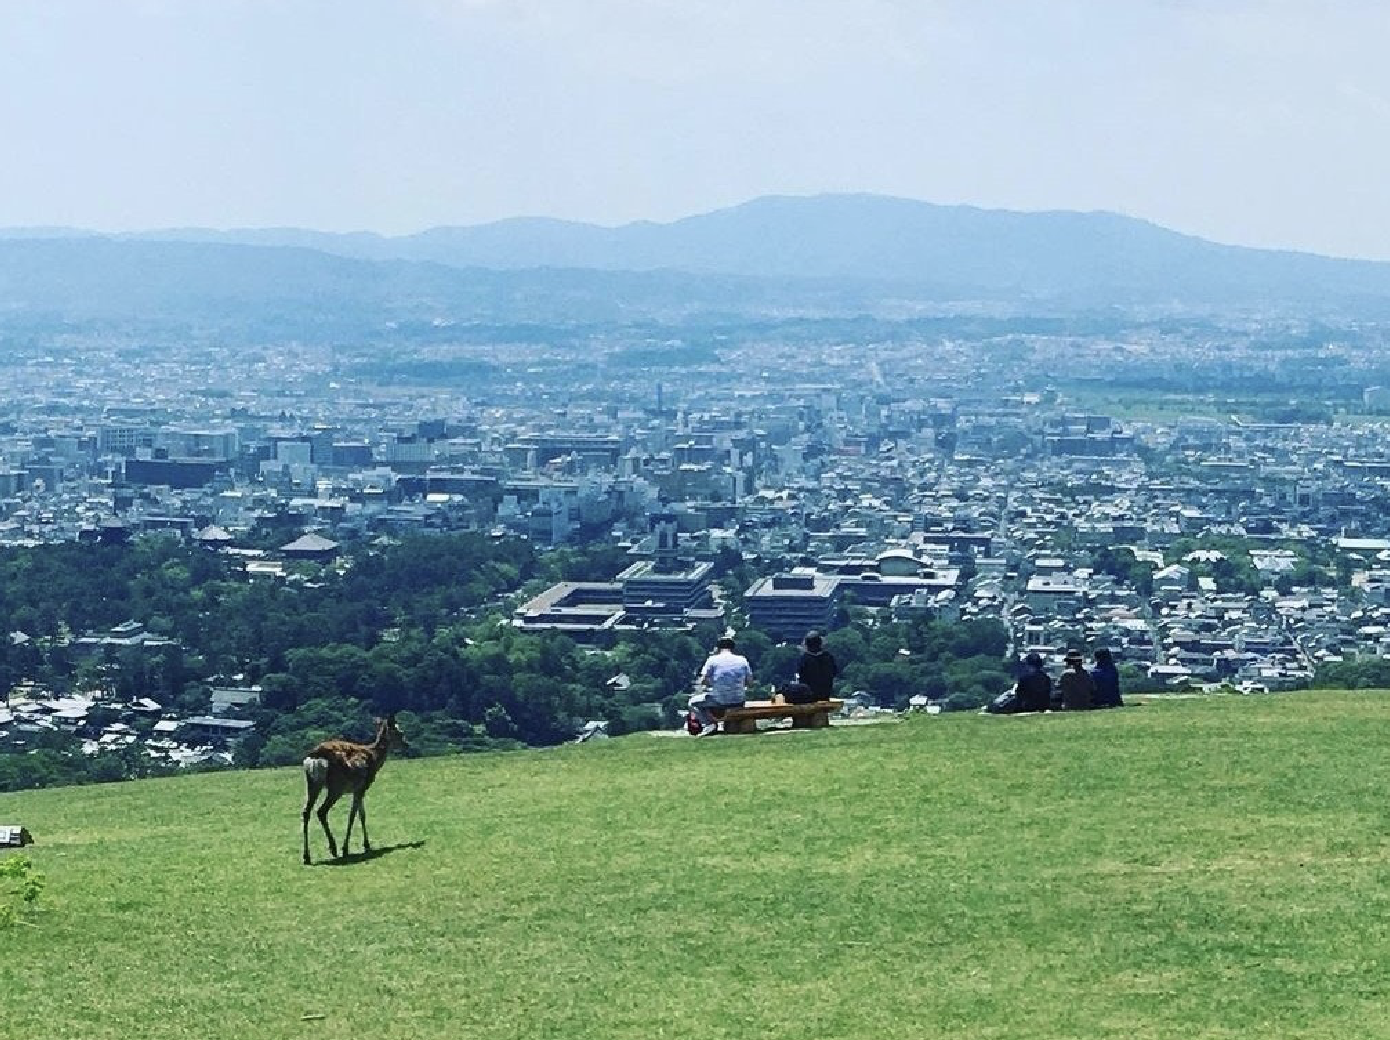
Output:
[{"xmin": 301, "ymin": 714, "xmax": 408, "ymax": 865}]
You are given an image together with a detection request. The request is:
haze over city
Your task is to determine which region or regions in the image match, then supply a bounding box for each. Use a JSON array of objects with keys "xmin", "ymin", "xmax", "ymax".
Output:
[{"xmin": 5, "ymin": 0, "xmax": 1390, "ymax": 259}]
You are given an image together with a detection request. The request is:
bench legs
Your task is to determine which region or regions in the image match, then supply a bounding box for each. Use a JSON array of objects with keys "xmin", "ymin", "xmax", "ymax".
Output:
[
  {"xmin": 791, "ymin": 710, "xmax": 830, "ymax": 729},
  {"xmin": 722, "ymin": 715, "xmax": 760, "ymax": 735}
]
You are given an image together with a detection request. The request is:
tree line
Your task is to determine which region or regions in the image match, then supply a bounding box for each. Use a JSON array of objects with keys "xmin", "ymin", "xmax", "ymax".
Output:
[{"xmin": 0, "ymin": 532, "xmax": 1012, "ymax": 789}]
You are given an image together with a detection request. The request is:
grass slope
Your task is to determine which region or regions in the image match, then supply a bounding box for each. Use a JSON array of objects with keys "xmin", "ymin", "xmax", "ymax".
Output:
[{"xmin": 3, "ymin": 694, "xmax": 1390, "ymax": 1040}]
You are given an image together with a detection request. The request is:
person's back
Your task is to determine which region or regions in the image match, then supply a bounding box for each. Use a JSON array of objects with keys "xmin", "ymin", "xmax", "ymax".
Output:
[
  {"xmin": 689, "ymin": 637, "xmax": 754, "ymax": 737},
  {"xmin": 701, "ymin": 648, "xmax": 752, "ymax": 706},
  {"xmin": 793, "ymin": 631, "xmax": 838, "ymax": 703},
  {"xmin": 1014, "ymin": 653, "xmax": 1052, "ymax": 712},
  {"xmin": 1090, "ymin": 649, "xmax": 1123, "ymax": 708},
  {"xmin": 1058, "ymin": 650, "xmax": 1094, "ymax": 710},
  {"xmin": 1016, "ymin": 669, "xmax": 1052, "ymax": 712}
]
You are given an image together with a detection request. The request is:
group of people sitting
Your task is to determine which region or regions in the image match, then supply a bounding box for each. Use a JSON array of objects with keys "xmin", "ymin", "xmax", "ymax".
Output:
[
  {"xmin": 686, "ymin": 632, "xmax": 1124, "ymax": 734},
  {"xmin": 997, "ymin": 647, "xmax": 1124, "ymax": 714},
  {"xmin": 687, "ymin": 630, "xmax": 838, "ymax": 737}
]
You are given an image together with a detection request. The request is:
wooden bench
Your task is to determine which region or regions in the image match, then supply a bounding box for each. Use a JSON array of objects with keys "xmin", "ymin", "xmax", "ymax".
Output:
[
  {"xmin": 716, "ymin": 699, "xmax": 844, "ymax": 734},
  {"xmin": 0, "ymin": 825, "xmax": 33, "ymax": 848}
]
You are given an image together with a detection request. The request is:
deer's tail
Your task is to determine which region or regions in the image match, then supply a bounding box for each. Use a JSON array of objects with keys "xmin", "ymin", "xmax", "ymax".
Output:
[{"xmin": 303, "ymin": 756, "xmax": 330, "ymax": 787}]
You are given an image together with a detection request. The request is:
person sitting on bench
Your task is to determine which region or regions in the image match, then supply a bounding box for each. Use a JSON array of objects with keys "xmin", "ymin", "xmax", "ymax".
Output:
[
  {"xmin": 780, "ymin": 630, "xmax": 838, "ymax": 705},
  {"xmin": 690, "ymin": 636, "xmax": 753, "ymax": 736}
]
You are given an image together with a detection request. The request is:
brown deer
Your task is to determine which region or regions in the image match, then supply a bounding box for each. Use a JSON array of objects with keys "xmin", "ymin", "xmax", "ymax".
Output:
[{"xmin": 301, "ymin": 715, "xmax": 408, "ymax": 865}]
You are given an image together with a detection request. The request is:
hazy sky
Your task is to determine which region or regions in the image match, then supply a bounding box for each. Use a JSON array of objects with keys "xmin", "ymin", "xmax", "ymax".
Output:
[{"xmin": 4, "ymin": 0, "xmax": 1390, "ymax": 258}]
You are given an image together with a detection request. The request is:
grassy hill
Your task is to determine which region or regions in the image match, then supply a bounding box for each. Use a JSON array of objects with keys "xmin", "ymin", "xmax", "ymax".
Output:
[{"xmin": 3, "ymin": 693, "xmax": 1389, "ymax": 1039}]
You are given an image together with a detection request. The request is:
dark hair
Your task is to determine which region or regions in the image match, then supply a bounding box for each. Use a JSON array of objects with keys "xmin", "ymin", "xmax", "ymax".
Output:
[
  {"xmin": 803, "ymin": 631, "xmax": 823, "ymax": 652},
  {"xmin": 1093, "ymin": 648, "xmax": 1114, "ymax": 664},
  {"xmin": 716, "ymin": 637, "xmax": 736, "ymax": 651},
  {"xmin": 1023, "ymin": 652, "xmax": 1044, "ymax": 668}
]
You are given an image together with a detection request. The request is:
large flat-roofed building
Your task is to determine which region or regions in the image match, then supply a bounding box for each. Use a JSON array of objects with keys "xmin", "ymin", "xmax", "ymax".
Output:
[
  {"xmin": 182, "ymin": 716, "xmax": 256, "ymax": 745},
  {"xmin": 0, "ymin": 470, "xmax": 26, "ymax": 496},
  {"xmin": 99, "ymin": 425, "xmax": 156, "ymax": 457},
  {"xmin": 515, "ymin": 511, "xmax": 722, "ymax": 636},
  {"xmin": 744, "ymin": 571, "xmax": 839, "ymax": 641},
  {"xmin": 513, "ymin": 574, "xmax": 719, "ymax": 639},
  {"xmin": 834, "ymin": 570, "xmax": 962, "ymax": 607},
  {"xmin": 612, "ymin": 510, "xmax": 716, "ymax": 621},
  {"xmin": 512, "ymin": 582, "xmax": 627, "ymax": 641},
  {"xmin": 1023, "ymin": 573, "xmax": 1087, "ymax": 614},
  {"xmin": 161, "ymin": 425, "xmax": 239, "ymax": 460},
  {"xmin": 812, "ymin": 550, "xmax": 964, "ymax": 607},
  {"xmin": 516, "ymin": 433, "xmax": 623, "ymax": 468},
  {"xmin": 124, "ymin": 457, "xmax": 224, "ymax": 489},
  {"xmin": 616, "ymin": 558, "xmax": 715, "ymax": 619}
]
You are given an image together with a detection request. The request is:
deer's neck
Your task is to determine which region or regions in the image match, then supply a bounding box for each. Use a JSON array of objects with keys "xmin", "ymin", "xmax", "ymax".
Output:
[{"xmin": 365, "ymin": 725, "xmax": 393, "ymax": 772}]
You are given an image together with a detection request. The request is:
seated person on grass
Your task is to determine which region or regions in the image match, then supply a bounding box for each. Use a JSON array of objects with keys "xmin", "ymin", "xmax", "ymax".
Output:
[
  {"xmin": 1014, "ymin": 652, "xmax": 1053, "ymax": 713},
  {"xmin": 1057, "ymin": 649, "xmax": 1096, "ymax": 710},
  {"xmin": 1089, "ymin": 647, "xmax": 1124, "ymax": 708}
]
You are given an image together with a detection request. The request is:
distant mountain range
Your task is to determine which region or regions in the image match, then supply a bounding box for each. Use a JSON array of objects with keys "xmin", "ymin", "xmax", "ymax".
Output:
[{"xmin": 5, "ymin": 194, "xmax": 1390, "ymax": 318}]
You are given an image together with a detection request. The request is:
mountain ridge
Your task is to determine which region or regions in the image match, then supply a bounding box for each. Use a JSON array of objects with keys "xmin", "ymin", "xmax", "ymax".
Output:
[{"xmin": 4, "ymin": 193, "xmax": 1390, "ymax": 311}]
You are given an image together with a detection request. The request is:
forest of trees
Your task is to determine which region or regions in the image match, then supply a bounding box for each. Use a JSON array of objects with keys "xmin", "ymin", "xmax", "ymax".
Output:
[{"xmin": 0, "ymin": 532, "xmax": 1013, "ymax": 790}]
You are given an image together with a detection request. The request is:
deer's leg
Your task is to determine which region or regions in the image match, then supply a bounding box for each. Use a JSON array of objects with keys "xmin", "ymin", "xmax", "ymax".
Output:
[
  {"xmin": 357, "ymin": 796, "xmax": 371, "ymax": 853},
  {"xmin": 317, "ymin": 790, "xmax": 343, "ymax": 860},
  {"xmin": 302, "ymin": 778, "xmax": 323, "ymax": 865},
  {"xmin": 342, "ymin": 792, "xmax": 361, "ymax": 856}
]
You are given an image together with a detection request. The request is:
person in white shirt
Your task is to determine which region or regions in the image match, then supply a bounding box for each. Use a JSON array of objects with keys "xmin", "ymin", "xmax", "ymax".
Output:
[{"xmin": 689, "ymin": 636, "xmax": 753, "ymax": 736}]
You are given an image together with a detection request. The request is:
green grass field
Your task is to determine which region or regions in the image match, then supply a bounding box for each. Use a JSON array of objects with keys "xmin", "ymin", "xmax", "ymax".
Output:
[{"xmin": 3, "ymin": 693, "xmax": 1390, "ymax": 1039}]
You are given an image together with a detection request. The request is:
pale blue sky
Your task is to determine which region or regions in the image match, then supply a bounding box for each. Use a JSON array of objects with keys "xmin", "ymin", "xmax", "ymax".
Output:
[{"xmin": 3, "ymin": 0, "xmax": 1389, "ymax": 258}]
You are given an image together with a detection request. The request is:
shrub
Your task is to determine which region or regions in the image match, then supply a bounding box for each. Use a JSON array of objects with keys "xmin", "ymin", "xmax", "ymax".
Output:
[{"xmin": 0, "ymin": 854, "xmax": 46, "ymax": 927}]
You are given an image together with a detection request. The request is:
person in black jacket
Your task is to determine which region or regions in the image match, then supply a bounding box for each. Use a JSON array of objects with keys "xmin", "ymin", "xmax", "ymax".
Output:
[
  {"xmin": 782, "ymin": 631, "xmax": 839, "ymax": 704},
  {"xmin": 1057, "ymin": 648, "xmax": 1095, "ymax": 710},
  {"xmin": 1089, "ymin": 647, "xmax": 1124, "ymax": 708},
  {"xmin": 1014, "ymin": 652, "xmax": 1053, "ymax": 713}
]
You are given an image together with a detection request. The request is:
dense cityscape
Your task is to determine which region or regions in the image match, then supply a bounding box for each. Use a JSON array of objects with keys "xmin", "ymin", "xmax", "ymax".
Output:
[{"xmin": 3, "ymin": 297, "xmax": 1390, "ymax": 781}]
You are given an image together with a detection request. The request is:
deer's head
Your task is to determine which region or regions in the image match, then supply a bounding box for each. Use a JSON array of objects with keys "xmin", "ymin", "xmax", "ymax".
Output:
[{"xmin": 378, "ymin": 714, "xmax": 409, "ymax": 752}]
